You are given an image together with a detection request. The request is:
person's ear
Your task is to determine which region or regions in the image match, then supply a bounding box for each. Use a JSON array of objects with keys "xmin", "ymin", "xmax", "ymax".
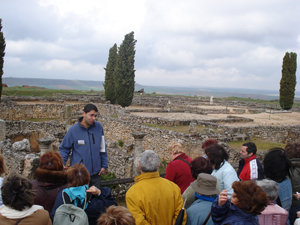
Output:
[
  {"xmin": 248, "ymin": 152, "xmax": 253, "ymax": 157},
  {"xmin": 138, "ymin": 163, "xmax": 142, "ymax": 172}
]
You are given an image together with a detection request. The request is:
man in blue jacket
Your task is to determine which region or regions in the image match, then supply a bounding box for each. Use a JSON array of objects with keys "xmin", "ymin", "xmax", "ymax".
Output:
[{"xmin": 59, "ymin": 104, "xmax": 108, "ymax": 188}]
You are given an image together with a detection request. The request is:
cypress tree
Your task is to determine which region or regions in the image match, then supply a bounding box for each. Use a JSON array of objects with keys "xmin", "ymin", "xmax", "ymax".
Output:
[
  {"xmin": 0, "ymin": 19, "xmax": 6, "ymax": 100},
  {"xmin": 115, "ymin": 31, "xmax": 137, "ymax": 107},
  {"xmin": 279, "ymin": 52, "xmax": 297, "ymax": 110},
  {"xmin": 103, "ymin": 44, "xmax": 118, "ymax": 104}
]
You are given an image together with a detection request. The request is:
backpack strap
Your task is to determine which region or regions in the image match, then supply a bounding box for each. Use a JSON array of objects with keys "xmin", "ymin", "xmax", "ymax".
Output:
[
  {"xmin": 62, "ymin": 191, "xmax": 88, "ymax": 210},
  {"xmin": 174, "ymin": 158, "xmax": 191, "ymax": 166}
]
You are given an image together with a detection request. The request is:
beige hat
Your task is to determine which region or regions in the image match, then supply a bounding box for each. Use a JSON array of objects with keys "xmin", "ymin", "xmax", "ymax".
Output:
[{"xmin": 190, "ymin": 173, "xmax": 218, "ymax": 196}]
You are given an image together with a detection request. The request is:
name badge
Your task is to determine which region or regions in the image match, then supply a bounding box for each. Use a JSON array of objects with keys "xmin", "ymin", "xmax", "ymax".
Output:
[{"xmin": 78, "ymin": 140, "xmax": 85, "ymax": 145}]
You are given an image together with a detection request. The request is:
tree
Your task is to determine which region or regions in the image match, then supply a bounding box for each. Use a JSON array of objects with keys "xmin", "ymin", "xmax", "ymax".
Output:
[
  {"xmin": 279, "ymin": 52, "xmax": 297, "ymax": 110},
  {"xmin": 0, "ymin": 19, "xmax": 6, "ymax": 101},
  {"xmin": 114, "ymin": 31, "xmax": 137, "ymax": 107},
  {"xmin": 103, "ymin": 44, "xmax": 118, "ymax": 104}
]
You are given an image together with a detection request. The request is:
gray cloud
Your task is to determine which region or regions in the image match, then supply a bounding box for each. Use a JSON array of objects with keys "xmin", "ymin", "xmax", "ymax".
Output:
[{"xmin": 0, "ymin": 0, "xmax": 299, "ymax": 91}]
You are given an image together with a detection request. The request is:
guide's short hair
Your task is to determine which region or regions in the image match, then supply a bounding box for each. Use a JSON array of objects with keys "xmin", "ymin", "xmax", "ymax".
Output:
[
  {"xmin": 139, "ymin": 150, "xmax": 159, "ymax": 173},
  {"xmin": 242, "ymin": 142, "xmax": 257, "ymax": 155},
  {"xmin": 83, "ymin": 104, "xmax": 98, "ymax": 113}
]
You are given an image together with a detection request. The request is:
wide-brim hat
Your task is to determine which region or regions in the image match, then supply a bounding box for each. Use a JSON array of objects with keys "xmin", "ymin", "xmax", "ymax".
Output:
[{"xmin": 190, "ymin": 173, "xmax": 219, "ymax": 196}]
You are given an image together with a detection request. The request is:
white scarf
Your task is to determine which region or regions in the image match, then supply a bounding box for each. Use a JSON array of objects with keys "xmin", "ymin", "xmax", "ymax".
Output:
[{"xmin": 0, "ymin": 205, "xmax": 44, "ymax": 219}]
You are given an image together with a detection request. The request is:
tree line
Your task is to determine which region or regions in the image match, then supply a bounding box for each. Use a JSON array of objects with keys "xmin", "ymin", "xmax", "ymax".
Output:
[{"xmin": 103, "ymin": 31, "xmax": 137, "ymax": 107}]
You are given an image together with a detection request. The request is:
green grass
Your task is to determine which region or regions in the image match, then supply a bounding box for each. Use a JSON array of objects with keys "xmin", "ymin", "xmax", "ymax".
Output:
[
  {"xmin": 2, "ymin": 87, "xmax": 102, "ymax": 97},
  {"xmin": 101, "ymin": 173, "xmax": 117, "ymax": 189},
  {"xmin": 227, "ymin": 137, "xmax": 286, "ymax": 152},
  {"xmin": 25, "ymin": 118, "xmax": 59, "ymax": 122}
]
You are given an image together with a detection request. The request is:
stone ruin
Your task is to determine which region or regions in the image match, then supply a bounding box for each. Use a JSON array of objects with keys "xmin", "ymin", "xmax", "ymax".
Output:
[{"xmin": 1, "ymin": 94, "xmax": 299, "ymax": 197}]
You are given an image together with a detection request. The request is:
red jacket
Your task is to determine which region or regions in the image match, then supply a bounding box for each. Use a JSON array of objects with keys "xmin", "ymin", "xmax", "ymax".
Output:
[{"xmin": 165, "ymin": 153, "xmax": 194, "ymax": 194}]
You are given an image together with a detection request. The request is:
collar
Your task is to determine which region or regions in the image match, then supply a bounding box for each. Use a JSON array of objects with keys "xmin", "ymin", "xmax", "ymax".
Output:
[
  {"xmin": 194, "ymin": 193, "xmax": 216, "ymax": 202},
  {"xmin": 173, "ymin": 153, "xmax": 187, "ymax": 160},
  {"xmin": 244, "ymin": 154, "xmax": 257, "ymax": 163},
  {"xmin": 0, "ymin": 205, "xmax": 44, "ymax": 219},
  {"xmin": 134, "ymin": 171, "xmax": 160, "ymax": 183},
  {"xmin": 63, "ymin": 185, "xmax": 89, "ymax": 209}
]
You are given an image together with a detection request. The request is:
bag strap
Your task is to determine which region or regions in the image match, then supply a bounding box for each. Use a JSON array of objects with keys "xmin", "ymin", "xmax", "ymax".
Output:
[
  {"xmin": 202, "ymin": 211, "xmax": 211, "ymax": 225},
  {"xmin": 174, "ymin": 158, "xmax": 191, "ymax": 166},
  {"xmin": 62, "ymin": 191, "xmax": 88, "ymax": 209},
  {"xmin": 14, "ymin": 218, "xmax": 23, "ymax": 225}
]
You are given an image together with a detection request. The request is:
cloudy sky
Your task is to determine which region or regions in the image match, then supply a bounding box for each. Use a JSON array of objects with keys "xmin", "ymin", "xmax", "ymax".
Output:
[{"xmin": 0, "ymin": 0, "xmax": 299, "ymax": 90}]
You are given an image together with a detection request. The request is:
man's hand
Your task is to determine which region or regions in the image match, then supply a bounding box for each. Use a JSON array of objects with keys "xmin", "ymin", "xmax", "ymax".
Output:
[
  {"xmin": 98, "ymin": 168, "xmax": 106, "ymax": 175},
  {"xmin": 86, "ymin": 185, "xmax": 101, "ymax": 195},
  {"xmin": 63, "ymin": 165, "xmax": 68, "ymax": 170},
  {"xmin": 218, "ymin": 190, "xmax": 228, "ymax": 206}
]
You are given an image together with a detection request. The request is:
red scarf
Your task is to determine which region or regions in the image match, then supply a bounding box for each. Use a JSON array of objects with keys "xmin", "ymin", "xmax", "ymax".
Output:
[{"xmin": 239, "ymin": 154, "xmax": 258, "ymax": 181}]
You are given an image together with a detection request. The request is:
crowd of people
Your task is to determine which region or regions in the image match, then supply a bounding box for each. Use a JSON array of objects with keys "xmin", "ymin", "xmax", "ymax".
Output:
[{"xmin": 0, "ymin": 103, "xmax": 300, "ymax": 225}]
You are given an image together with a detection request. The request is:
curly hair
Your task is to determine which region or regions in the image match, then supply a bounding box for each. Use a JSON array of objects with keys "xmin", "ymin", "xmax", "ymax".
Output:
[
  {"xmin": 98, "ymin": 206, "xmax": 135, "ymax": 225},
  {"xmin": 190, "ymin": 157, "xmax": 213, "ymax": 179},
  {"xmin": 285, "ymin": 142, "xmax": 300, "ymax": 159},
  {"xmin": 39, "ymin": 151, "xmax": 64, "ymax": 171},
  {"xmin": 232, "ymin": 180, "xmax": 268, "ymax": 215},
  {"xmin": 205, "ymin": 144, "xmax": 229, "ymax": 170},
  {"xmin": 1, "ymin": 174, "xmax": 35, "ymax": 211},
  {"xmin": 202, "ymin": 139, "xmax": 218, "ymax": 150},
  {"xmin": 167, "ymin": 141, "xmax": 184, "ymax": 154},
  {"xmin": 67, "ymin": 164, "xmax": 90, "ymax": 187},
  {"xmin": 0, "ymin": 154, "xmax": 7, "ymax": 176}
]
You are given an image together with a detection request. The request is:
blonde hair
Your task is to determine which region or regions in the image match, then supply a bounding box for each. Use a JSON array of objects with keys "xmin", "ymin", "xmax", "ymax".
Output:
[
  {"xmin": 168, "ymin": 141, "xmax": 184, "ymax": 154},
  {"xmin": 98, "ymin": 206, "xmax": 135, "ymax": 225}
]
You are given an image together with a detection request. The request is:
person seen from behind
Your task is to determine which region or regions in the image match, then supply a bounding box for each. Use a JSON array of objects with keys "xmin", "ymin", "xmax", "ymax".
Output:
[{"xmin": 0, "ymin": 174, "xmax": 52, "ymax": 225}]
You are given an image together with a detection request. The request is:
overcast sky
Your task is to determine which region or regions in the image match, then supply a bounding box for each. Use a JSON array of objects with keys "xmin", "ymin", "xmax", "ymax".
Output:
[{"xmin": 0, "ymin": 0, "xmax": 299, "ymax": 90}]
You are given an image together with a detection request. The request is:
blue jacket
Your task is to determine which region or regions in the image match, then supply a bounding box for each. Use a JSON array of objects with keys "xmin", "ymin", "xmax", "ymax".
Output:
[
  {"xmin": 211, "ymin": 197, "xmax": 259, "ymax": 225},
  {"xmin": 186, "ymin": 199, "xmax": 214, "ymax": 225},
  {"xmin": 50, "ymin": 187, "xmax": 117, "ymax": 225},
  {"xmin": 59, "ymin": 117, "xmax": 108, "ymax": 176}
]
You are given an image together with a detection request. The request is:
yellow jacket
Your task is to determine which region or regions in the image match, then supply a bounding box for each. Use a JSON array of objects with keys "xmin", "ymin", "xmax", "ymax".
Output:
[{"xmin": 126, "ymin": 171, "xmax": 187, "ymax": 225}]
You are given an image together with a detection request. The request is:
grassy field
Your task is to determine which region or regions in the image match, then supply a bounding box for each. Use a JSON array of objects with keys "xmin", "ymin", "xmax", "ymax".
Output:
[
  {"xmin": 25, "ymin": 118, "xmax": 59, "ymax": 122},
  {"xmin": 227, "ymin": 137, "xmax": 286, "ymax": 152},
  {"xmin": 2, "ymin": 86, "xmax": 102, "ymax": 97}
]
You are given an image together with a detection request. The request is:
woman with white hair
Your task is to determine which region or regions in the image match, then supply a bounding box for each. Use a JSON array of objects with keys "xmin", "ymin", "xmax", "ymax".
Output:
[{"xmin": 257, "ymin": 179, "xmax": 288, "ymax": 225}]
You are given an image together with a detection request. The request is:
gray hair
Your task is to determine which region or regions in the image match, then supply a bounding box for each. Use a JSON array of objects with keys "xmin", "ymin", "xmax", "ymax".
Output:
[
  {"xmin": 139, "ymin": 150, "xmax": 159, "ymax": 173},
  {"xmin": 256, "ymin": 179, "xmax": 279, "ymax": 201}
]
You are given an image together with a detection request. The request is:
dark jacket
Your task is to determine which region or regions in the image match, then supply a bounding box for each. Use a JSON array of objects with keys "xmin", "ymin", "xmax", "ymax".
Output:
[
  {"xmin": 211, "ymin": 197, "xmax": 259, "ymax": 225},
  {"xmin": 32, "ymin": 168, "xmax": 68, "ymax": 214},
  {"xmin": 59, "ymin": 117, "xmax": 108, "ymax": 176},
  {"xmin": 50, "ymin": 187, "xmax": 117, "ymax": 225},
  {"xmin": 237, "ymin": 157, "xmax": 264, "ymax": 181}
]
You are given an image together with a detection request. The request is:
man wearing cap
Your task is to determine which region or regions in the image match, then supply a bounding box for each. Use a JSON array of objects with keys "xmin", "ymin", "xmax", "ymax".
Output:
[
  {"xmin": 126, "ymin": 150, "xmax": 186, "ymax": 225},
  {"xmin": 186, "ymin": 173, "xmax": 219, "ymax": 225},
  {"xmin": 237, "ymin": 142, "xmax": 264, "ymax": 181}
]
